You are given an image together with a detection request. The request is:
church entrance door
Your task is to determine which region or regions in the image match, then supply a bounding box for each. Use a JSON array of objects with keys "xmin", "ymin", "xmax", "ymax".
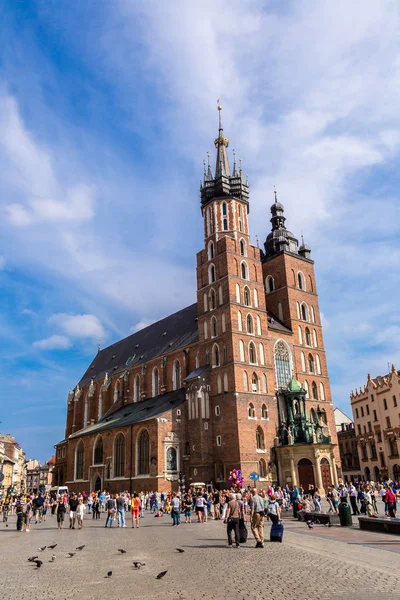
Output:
[
  {"xmin": 320, "ymin": 458, "xmax": 332, "ymax": 490},
  {"xmin": 297, "ymin": 458, "xmax": 315, "ymax": 490},
  {"xmin": 94, "ymin": 475, "xmax": 102, "ymax": 492}
]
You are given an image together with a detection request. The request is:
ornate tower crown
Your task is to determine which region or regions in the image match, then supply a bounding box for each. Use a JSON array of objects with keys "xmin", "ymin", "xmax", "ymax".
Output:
[{"xmin": 200, "ymin": 102, "xmax": 249, "ymax": 210}]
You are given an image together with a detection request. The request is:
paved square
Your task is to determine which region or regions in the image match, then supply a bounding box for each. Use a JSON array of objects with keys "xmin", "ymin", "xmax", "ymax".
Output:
[{"xmin": 1, "ymin": 513, "xmax": 400, "ymax": 600}]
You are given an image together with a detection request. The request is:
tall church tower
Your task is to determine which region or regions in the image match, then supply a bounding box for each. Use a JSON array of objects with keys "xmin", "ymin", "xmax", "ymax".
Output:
[
  {"xmin": 261, "ymin": 195, "xmax": 340, "ymax": 486},
  {"xmin": 191, "ymin": 104, "xmax": 277, "ymax": 485}
]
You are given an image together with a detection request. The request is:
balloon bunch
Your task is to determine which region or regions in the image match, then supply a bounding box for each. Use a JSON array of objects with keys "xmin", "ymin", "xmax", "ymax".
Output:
[{"xmin": 228, "ymin": 469, "xmax": 244, "ymax": 489}]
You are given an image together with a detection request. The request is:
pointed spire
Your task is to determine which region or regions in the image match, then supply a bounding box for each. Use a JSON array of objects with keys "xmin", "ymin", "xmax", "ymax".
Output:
[
  {"xmin": 214, "ymin": 100, "xmax": 231, "ymax": 177},
  {"xmin": 274, "ymin": 186, "xmax": 278, "ymax": 203},
  {"xmin": 97, "ymin": 340, "xmax": 101, "ymax": 353}
]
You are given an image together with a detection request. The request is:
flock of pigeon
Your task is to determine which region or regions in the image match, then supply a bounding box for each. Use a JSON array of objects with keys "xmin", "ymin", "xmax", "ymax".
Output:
[{"xmin": 27, "ymin": 544, "xmax": 185, "ymax": 579}]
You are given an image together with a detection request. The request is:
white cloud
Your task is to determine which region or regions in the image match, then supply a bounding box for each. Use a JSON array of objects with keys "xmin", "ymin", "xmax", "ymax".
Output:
[
  {"xmin": 0, "ymin": 94, "xmax": 95, "ymax": 226},
  {"xmin": 32, "ymin": 335, "xmax": 72, "ymax": 350},
  {"xmin": 48, "ymin": 313, "xmax": 106, "ymax": 341}
]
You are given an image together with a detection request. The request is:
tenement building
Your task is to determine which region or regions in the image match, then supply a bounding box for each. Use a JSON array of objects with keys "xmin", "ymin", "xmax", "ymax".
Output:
[
  {"xmin": 334, "ymin": 408, "xmax": 361, "ymax": 483},
  {"xmin": 351, "ymin": 366, "xmax": 400, "ymax": 482},
  {"xmin": 54, "ymin": 106, "xmax": 340, "ymax": 493}
]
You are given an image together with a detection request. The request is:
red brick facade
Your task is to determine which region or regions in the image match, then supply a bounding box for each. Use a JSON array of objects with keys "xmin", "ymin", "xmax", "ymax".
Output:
[{"xmin": 54, "ymin": 114, "xmax": 339, "ymax": 494}]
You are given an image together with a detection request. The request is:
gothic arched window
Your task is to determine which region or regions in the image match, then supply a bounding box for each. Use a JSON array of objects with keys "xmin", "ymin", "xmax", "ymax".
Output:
[
  {"xmin": 222, "ymin": 201, "xmax": 227, "ymax": 216},
  {"xmin": 301, "ymin": 303, "xmax": 308, "ymax": 321},
  {"xmin": 256, "ymin": 426, "xmax": 265, "ymax": 450},
  {"xmin": 305, "ymin": 327, "xmax": 311, "ymax": 346},
  {"xmin": 94, "ymin": 436, "xmax": 103, "ymax": 465},
  {"xmin": 308, "ymin": 354, "xmax": 315, "ymax": 373},
  {"xmin": 252, "ymin": 372, "xmax": 259, "ymax": 392},
  {"xmin": 75, "ymin": 440, "xmax": 84, "ymax": 480},
  {"xmin": 209, "ymin": 288, "xmax": 216, "ymax": 310},
  {"xmin": 262, "ymin": 404, "xmax": 268, "ymax": 419},
  {"xmin": 152, "ymin": 368, "xmax": 159, "ymax": 397},
  {"xmin": 241, "ymin": 261, "xmax": 249, "ymax": 280},
  {"xmin": 208, "ymin": 240, "xmax": 214, "ymax": 260},
  {"xmin": 246, "ymin": 314, "xmax": 254, "ymax": 334},
  {"xmin": 212, "ymin": 343, "xmax": 220, "ymax": 367},
  {"xmin": 114, "ymin": 433, "xmax": 125, "ymax": 478},
  {"xmin": 266, "ymin": 276, "xmax": 275, "ymax": 293},
  {"xmin": 211, "ymin": 316, "xmax": 218, "ymax": 338},
  {"xmin": 249, "ymin": 342, "xmax": 257, "ymax": 364},
  {"xmin": 240, "ymin": 239, "xmax": 246, "ymax": 256},
  {"xmin": 134, "ymin": 375, "xmax": 140, "ymax": 402},
  {"xmin": 312, "ymin": 381, "xmax": 318, "ymax": 400},
  {"xmin": 298, "ymin": 272, "xmax": 306, "ymax": 290},
  {"xmin": 208, "ymin": 264, "xmax": 216, "ymax": 284},
  {"xmin": 173, "ymin": 360, "xmax": 181, "ymax": 390},
  {"xmin": 275, "ymin": 340, "xmax": 292, "ymax": 387},
  {"xmin": 137, "ymin": 430, "xmax": 150, "ymax": 475},
  {"xmin": 248, "ymin": 403, "xmax": 255, "ymax": 418},
  {"xmin": 259, "ymin": 459, "xmax": 267, "ymax": 478},
  {"xmin": 243, "ymin": 370, "xmax": 249, "ymax": 391},
  {"xmin": 243, "ymin": 286, "xmax": 251, "ymax": 307}
]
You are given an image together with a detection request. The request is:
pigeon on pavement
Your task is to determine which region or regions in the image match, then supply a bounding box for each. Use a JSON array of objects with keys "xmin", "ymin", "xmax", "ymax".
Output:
[
  {"xmin": 118, "ymin": 549, "xmax": 127, "ymax": 554},
  {"xmin": 68, "ymin": 553, "xmax": 76, "ymax": 558},
  {"xmin": 33, "ymin": 560, "xmax": 43, "ymax": 569},
  {"xmin": 76, "ymin": 545, "xmax": 85, "ymax": 551},
  {"xmin": 133, "ymin": 561, "xmax": 146, "ymax": 569},
  {"xmin": 176, "ymin": 548, "xmax": 185, "ymax": 553},
  {"xmin": 156, "ymin": 571, "xmax": 168, "ymax": 579},
  {"xmin": 47, "ymin": 544, "xmax": 57, "ymax": 550},
  {"xmin": 28, "ymin": 556, "xmax": 39, "ymax": 562},
  {"xmin": 105, "ymin": 571, "xmax": 113, "ymax": 578},
  {"xmin": 38, "ymin": 546, "xmax": 47, "ymax": 552}
]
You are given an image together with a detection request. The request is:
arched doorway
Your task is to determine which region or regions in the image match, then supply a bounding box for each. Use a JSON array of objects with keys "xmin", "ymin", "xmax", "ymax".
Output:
[
  {"xmin": 297, "ymin": 458, "xmax": 315, "ymax": 491},
  {"xmin": 320, "ymin": 457, "xmax": 332, "ymax": 490},
  {"xmin": 364, "ymin": 466, "xmax": 371, "ymax": 481},
  {"xmin": 373, "ymin": 466, "xmax": 380, "ymax": 482},
  {"xmin": 94, "ymin": 474, "xmax": 102, "ymax": 492}
]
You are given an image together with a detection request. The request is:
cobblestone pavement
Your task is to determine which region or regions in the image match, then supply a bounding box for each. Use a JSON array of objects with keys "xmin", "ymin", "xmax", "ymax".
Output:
[{"xmin": 1, "ymin": 513, "xmax": 400, "ymax": 600}]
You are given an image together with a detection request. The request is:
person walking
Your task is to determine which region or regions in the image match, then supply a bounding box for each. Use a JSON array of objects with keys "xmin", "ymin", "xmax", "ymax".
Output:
[
  {"xmin": 15, "ymin": 498, "xmax": 23, "ymax": 532},
  {"xmin": 76, "ymin": 499, "xmax": 85, "ymax": 529},
  {"xmin": 224, "ymin": 492, "xmax": 242, "ymax": 548},
  {"xmin": 171, "ymin": 493, "xmax": 181, "ymax": 526},
  {"xmin": 183, "ymin": 494, "xmax": 192, "ymax": 523},
  {"xmin": 131, "ymin": 492, "xmax": 141, "ymax": 528},
  {"xmin": 93, "ymin": 496, "xmax": 100, "ymax": 520},
  {"xmin": 348, "ymin": 483, "xmax": 359, "ymax": 515},
  {"xmin": 249, "ymin": 488, "xmax": 266, "ymax": 548},
  {"xmin": 116, "ymin": 493, "xmax": 126, "ymax": 527},
  {"xmin": 105, "ymin": 495, "xmax": 116, "ymax": 527},
  {"xmin": 266, "ymin": 494, "xmax": 281, "ymax": 525},
  {"xmin": 56, "ymin": 496, "xmax": 66, "ymax": 530},
  {"xmin": 68, "ymin": 494, "xmax": 79, "ymax": 529},
  {"xmin": 385, "ymin": 486, "xmax": 396, "ymax": 518}
]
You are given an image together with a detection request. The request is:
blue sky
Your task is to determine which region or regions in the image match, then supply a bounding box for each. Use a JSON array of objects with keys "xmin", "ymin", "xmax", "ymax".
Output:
[{"xmin": 1, "ymin": 1, "xmax": 400, "ymax": 462}]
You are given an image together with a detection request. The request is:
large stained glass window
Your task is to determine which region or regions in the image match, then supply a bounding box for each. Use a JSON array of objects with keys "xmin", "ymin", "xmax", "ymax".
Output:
[{"xmin": 275, "ymin": 340, "xmax": 292, "ymax": 387}]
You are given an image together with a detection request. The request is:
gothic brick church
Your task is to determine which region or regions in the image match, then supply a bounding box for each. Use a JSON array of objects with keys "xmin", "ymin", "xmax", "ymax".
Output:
[{"xmin": 54, "ymin": 106, "xmax": 340, "ymax": 494}]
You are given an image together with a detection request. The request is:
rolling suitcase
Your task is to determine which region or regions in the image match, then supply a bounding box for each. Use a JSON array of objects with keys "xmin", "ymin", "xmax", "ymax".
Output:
[
  {"xmin": 239, "ymin": 520, "xmax": 248, "ymax": 544},
  {"xmin": 270, "ymin": 521, "xmax": 284, "ymax": 543}
]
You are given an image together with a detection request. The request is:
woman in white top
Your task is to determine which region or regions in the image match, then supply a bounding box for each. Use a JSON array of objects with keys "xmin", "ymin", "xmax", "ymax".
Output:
[{"xmin": 195, "ymin": 494, "xmax": 205, "ymax": 523}]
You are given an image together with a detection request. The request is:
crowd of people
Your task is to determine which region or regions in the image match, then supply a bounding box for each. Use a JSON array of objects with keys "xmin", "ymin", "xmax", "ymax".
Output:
[{"xmin": 1, "ymin": 479, "xmax": 399, "ymax": 547}]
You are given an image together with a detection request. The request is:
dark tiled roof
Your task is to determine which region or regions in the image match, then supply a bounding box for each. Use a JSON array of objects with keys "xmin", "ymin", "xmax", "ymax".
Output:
[
  {"xmin": 79, "ymin": 303, "xmax": 199, "ymax": 386},
  {"xmin": 69, "ymin": 388, "xmax": 186, "ymax": 438},
  {"xmin": 185, "ymin": 366, "xmax": 209, "ymax": 382},
  {"xmin": 267, "ymin": 310, "xmax": 292, "ymax": 334}
]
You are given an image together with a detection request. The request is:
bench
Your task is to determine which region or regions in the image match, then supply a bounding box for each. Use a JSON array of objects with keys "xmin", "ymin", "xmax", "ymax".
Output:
[
  {"xmin": 358, "ymin": 516, "xmax": 400, "ymax": 534},
  {"xmin": 297, "ymin": 511, "xmax": 340, "ymax": 526}
]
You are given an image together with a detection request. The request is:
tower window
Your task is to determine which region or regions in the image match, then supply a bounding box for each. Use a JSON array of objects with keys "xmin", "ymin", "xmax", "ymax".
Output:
[
  {"xmin": 209, "ymin": 288, "xmax": 216, "ymax": 310},
  {"xmin": 223, "ymin": 218, "xmax": 228, "ymax": 231},
  {"xmin": 239, "ymin": 239, "xmax": 246, "ymax": 256},
  {"xmin": 301, "ymin": 303, "xmax": 308, "ymax": 321},
  {"xmin": 246, "ymin": 314, "xmax": 254, "ymax": 334},
  {"xmin": 208, "ymin": 264, "xmax": 216, "ymax": 284},
  {"xmin": 173, "ymin": 360, "xmax": 181, "ymax": 390},
  {"xmin": 243, "ymin": 370, "xmax": 248, "ymax": 391},
  {"xmin": 248, "ymin": 403, "xmax": 255, "ymax": 418},
  {"xmin": 249, "ymin": 342, "xmax": 257, "ymax": 364},
  {"xmin": 256, "ymin": 426, "xmax": 265, "ymax": 450},
  {"xmin": 308, "ymin": 354, "xmax": 315, "ymax": 373},
  {"xmin": 211, "ymin": 316, "xmax": 218, "ymax": 338},
  {"xmin": 212, "ymin": 343, "xmax": 220, "ymax": 367},
  {"xmin": 312, "ymin": 381, "xmax": 318, "ymax": 400},
  {"xmin": 243, "ymin": 286, "xmax": 251, "ymax": 307},
  {"xmin": 297, "ymin": 272, "xmax": 306, "ymax": 290},
  {"xmin": 262, "ymin": 404, "xmax": 268, "ymax": 419},
  {"xmin": 266, "ymin": 276, "xmax": 275, "ymax": 293},
  {"xmin": 241, "ymin": 261, "xmax": 249, "ymax": 280},
  {"xmin": 275, "ymin": 340, "xmax": 292, "ymax": 387},
  {"xmin": 222, "ymin": 202, "xmax": 227, "ymax": 216},
  {"xmin": 252, "ymin": 373, "xmax": 259, "ymax": 393},
  {"xmin": 305, "ymin": 327, "xmax": 311, "ymax": 346},
  {"xmin": 208, "ymin": 240, "xmax": 214, "ymax": 260}
]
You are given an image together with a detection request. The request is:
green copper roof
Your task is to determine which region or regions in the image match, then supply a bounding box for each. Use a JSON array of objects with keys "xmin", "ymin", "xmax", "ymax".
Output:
[{"xmin": 287, "ymin": 376, "xmax": 303, "ymax": 392}]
